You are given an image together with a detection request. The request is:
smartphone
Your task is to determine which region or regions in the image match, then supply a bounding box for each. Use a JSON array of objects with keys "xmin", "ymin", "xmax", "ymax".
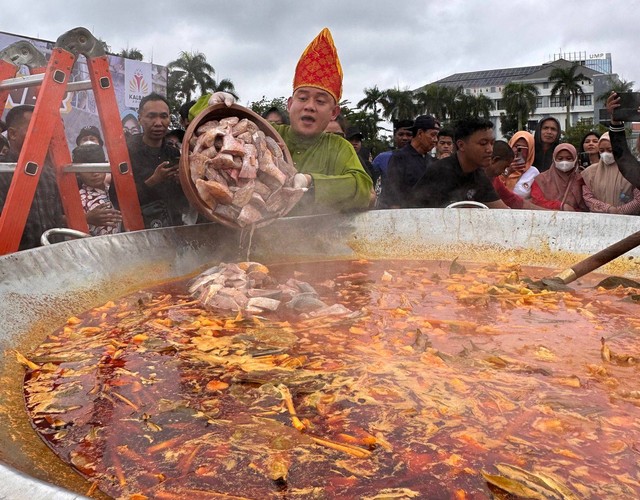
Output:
[
  {"xmin": 612, "ymin": 92, "xmax": 640, "ymax": 122},
  {"xmin": 578, "ymin": 151, "xmax": 592, "ymax": 169}
]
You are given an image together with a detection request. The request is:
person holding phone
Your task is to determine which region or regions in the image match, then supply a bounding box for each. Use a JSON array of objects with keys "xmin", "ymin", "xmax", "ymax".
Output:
[
  {"xmin": 606, "ymin": 92, "xmax": 640, "ymax": 189},
  {"xmin": 498, "ymin": 131, "xmax": 537, "ymax": 199},
  {"xmin": 581, "ymin": 132, "xmax": 640, "ymax": 214},
  {"xmin": 110, "ymin": 93, "xmax": 187, "ymax": 229},
  {"xmin": 578, "ymin": 131, "xmax": 601, "ymax": 170}
]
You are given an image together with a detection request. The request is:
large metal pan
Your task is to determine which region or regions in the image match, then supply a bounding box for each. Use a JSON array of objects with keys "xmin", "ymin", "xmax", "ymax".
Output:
[{"xmin": 1, "ymin": 209, "xmax": 639, "ymax": 498}]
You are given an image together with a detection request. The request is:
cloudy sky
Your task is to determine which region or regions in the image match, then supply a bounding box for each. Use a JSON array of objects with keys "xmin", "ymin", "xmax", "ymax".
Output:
[{"xmin": 1, "ymin": 0, "xmax": 638, "ymax": 110}]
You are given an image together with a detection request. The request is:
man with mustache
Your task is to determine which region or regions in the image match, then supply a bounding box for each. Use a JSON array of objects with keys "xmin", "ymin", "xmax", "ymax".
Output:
[{"xmin": 190, "ymin": 29, "xmax": 372, "ymax": 215}]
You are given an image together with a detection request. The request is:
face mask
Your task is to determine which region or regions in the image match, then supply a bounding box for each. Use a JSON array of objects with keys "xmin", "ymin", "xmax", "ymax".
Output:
[
  {"xmin": 555, "ymin": 160, "xmax": 575, "ymax": 172},
  {"xmin": 600, "ymin": 152, "xmax": 615, "ymax": 165}
]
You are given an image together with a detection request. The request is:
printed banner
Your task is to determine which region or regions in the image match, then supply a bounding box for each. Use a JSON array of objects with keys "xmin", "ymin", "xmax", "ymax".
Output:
[{"xmin": 125, "ymin": 59, "xmax": 153, "ymax": 108}]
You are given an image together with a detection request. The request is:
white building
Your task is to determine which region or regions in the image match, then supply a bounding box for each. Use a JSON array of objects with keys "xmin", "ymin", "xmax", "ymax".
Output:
[{"xmin": 420, "ymin": 57, "xmax": 613, "ymax": 139}]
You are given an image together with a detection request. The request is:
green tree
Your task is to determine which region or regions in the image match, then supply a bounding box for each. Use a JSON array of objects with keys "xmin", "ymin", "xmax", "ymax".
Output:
[
  {"xmin": 595, "ymin": 76, "xmax": 635, "ymax": 104},
  {"xmin": 357, "ymin": 86, "xmax": 384, "ymax": 122},
  {"xmin": 210, "ymin": 78, "xmax": 238, "ymax": 100},
  {"xmin": 414, "ymin": 84, "xmax": 450, "ymax": 120},
  {"xmin": 355, "ymin": 87, "xmax": 385, "ymax": 142},
  {"xmin": 502, "ymin": 82, "xmax": 539, "ymax": 131},
  {"xmin": 499, "ymin": 112, "xmax": 518, "ymax": 139},
  {"xmin": 563, "ymin": 120, "xmax": 608, "ymax": 150},
  {"xmin": 119, "ymin": 48, "xmax": 143, "ymax": 61},
  {"xmin": 549, "ymin": 63, "xmax": 591, "ymax": 131},
  {"xmin": 167, "ymin": 51, "xmax": 216, "ymax": 103},
  {"xmin": 249, "ymin": 96, "xmax": 288, "ymax": 119},
  {"xmin": 467, "ymin": 94, "xmax": 493, "ymax": 120},
  {"xmin": 380, "ymin": 88, "xmax": 417, "ymax": 121}
]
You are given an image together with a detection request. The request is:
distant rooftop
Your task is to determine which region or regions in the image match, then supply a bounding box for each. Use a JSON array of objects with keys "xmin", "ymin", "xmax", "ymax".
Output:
[
  {"xmin": 419, "ymin": 59, "xmax": 604, "ymax": 92},
  {"xmin": 430, "ymin": 65, "xmax": 544, "ymax": 89}
]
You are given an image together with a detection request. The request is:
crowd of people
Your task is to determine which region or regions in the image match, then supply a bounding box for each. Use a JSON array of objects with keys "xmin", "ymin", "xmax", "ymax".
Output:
[{"xmin": 1, "ymin": 29, "xmax": 639, "ymax": 252}]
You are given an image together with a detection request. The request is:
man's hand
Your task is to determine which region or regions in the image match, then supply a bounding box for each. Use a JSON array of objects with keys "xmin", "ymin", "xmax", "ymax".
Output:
[
  {"xmin": 146, "ymin": 161, "xmax": 178, "ymax": 187},
  {"xmin": 208, "ymin": 92, "xmax": 236, "ymax": 107},
  {"xmin": 86, "ymin": 204, "xmax": 122, "ymax": 227},
  {"xmin": 293, "ymin": 173, "xmax": 312, "ymax": 190}
]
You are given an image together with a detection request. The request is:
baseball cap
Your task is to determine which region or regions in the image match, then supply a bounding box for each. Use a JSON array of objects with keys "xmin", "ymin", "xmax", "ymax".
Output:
[{"xmin": 411, "ymin": 115, "xmax": 440, "ymax": 134}]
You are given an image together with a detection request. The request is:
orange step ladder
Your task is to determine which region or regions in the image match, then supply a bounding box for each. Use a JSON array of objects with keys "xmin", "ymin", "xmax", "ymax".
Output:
[{"xmin": 0, "ymin": 27, "xmax": 144, "ymax": 254}]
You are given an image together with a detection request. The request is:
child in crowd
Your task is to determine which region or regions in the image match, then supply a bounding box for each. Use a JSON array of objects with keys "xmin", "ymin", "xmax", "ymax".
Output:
[{"xmin": 72, "ymin": 143, "xmax": 122, "ymax": 236}]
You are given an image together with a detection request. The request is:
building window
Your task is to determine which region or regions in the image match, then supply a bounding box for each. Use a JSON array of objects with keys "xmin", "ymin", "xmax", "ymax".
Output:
[
  {"xmin": 490, "ymin": 87, "xmax": 496, "ymax": 93},
  {"xmin": 543, "ymin": 82, "xmax": 549, "ymax": 89},
  {"xmin": 550, "ymin": 95, "xmax": 565, "ymax": 107},
  {"xmin": 495, "ymin": 99, "xmax": 503, "ymax": 110},
  {"xmin": 579, "ymin": 95, "xmax": 592, "ymax": 106},
  {"xmin": 536, "ymin": 97, "xmax": 543, "ymax": 108}
]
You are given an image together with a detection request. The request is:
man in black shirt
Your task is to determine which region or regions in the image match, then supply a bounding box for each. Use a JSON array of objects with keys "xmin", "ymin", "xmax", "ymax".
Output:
[
  {"xmin": 412, "ymin": 117, "xmax": 509, "ymax": 209},
  {"xmin": 381, "ymin": 115, "xmax": 440, "ymax": 208},
  {"xmin": 112, "ymin": 93, "xmax": 187, "ymax": 228}
]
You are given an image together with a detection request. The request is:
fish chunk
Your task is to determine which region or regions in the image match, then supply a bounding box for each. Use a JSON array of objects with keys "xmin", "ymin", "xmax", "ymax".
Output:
[
  {"xmin": 221, "ymin": 133, "xmax": 245, "ymax": 157},
  {"xmin": 189, "ymin": 153, "xmax": 210, "ymax": 184},
  {"xmin": 247, "ymin": 297, "xmax": 281, "ymax": 311},
  {"xmin": 220, "ymin": 116, "xmax": 240, "ymax": 127},
  {"xmin": 196, "ymin": 178, "xmax": 233, "ymax": 205},
  {"xmin": 237, "ymin": 204, "xmax": 263, "ymax": 227},
  {"xmin": 195, "ymin": 120, "xmax": 220, "ymax": 135},
  {"xmin": 231, "ymin": 180, "xmax": 255, "ymax": 208},
  {"xmin": 210, "ymin": 153, "xmax": 236, "ymax": 170},
  {"xmin": 193, "ymin": 126, "xmax": 226, "ymax": 154}
]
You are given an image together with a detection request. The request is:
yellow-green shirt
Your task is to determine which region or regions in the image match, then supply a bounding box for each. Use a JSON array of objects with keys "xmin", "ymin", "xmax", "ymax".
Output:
[{"xmin": 274, "ymin": 124, "xmax": 372, "ymax": 215}]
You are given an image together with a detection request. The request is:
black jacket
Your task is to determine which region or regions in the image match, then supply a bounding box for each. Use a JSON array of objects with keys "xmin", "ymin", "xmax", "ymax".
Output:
[
  {"xmin": 381, "ymin": 144, "xmax": 434, "ymax": 208},
  {"xmin": 610, "ymin": 125, "xmax": 640, "ymax": 189}
]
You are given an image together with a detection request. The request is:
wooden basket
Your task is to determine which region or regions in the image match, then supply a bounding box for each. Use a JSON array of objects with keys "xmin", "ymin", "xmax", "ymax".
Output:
[{"xmin": 179, "ymin": 103, "xmax": 295, "ymax": 229}]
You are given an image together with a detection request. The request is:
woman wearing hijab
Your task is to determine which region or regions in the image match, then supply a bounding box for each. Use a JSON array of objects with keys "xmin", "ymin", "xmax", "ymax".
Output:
[
  {"xmin": 499, "ymin": 131, "xmax": 537, "ymax": 199},
  {"xmin": 530, "ymin": 143, "xmax": 587, "ymax": 211},
  {"xmin": 581, "ymin": 132, "xmax": 640, "ymax": 214},
  {"xmin": 532, "ymin": 117, "xmax": 561, "ymax": 173}
]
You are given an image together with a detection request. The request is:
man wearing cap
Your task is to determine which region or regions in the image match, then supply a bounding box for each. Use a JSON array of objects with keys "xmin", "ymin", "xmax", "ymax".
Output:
[
  {"xmin": 346, "ymin": 126, "xmax": 378, "ymax": 184},
  {"xmin": 380, "ymin": 115, "xmax": 440, "ymax": 208},
  {"xmin": 190, "ymin": 28, "xmax": 372, "ymax": 215}
]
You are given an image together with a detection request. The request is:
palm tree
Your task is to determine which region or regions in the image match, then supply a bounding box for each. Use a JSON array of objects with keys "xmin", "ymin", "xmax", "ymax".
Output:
[
  {"xmin": 549, "ymin": 63, "xmax": 591, "ymax": 131},
  {"xmin": 357, "ymin": 85, "xmax": 384, "ymax": 140},
  {"xmin": 167, "ymin": 51, "xmax": 216, "ymax": 102},
  {"xmin": 595, "ymin": 76, "xmax": 635, "ymax": 104},
  {"xmin": 442, "ymin": 86, "xmax": 466, "ymax": 121},
  {"xmin": 380, "ymin": 88, "xmax": 417, "ymax": 121},
  {"xmin": 119, "ymin": 48, "xmax": 143, "ymax": 61},
  {"xmin": 502, "ymin": 82, "xmax": 539, "ymax": 131},
  {"xmin": 357, "ymin": 86, "xmax": 384, "ymax": 120},
  {"xmin": 469, "ymin": 94, "xmax": 493, "ymax": 119},
  {"xmin": 211, "ymin": 78, "xmax": 238, "ymax": 100}
]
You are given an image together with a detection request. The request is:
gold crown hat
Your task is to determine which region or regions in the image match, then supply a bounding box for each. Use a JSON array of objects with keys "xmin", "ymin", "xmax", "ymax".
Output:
[{"xmin": 293, "ymin": 28, "xmax": 343, "ymax": 103}]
